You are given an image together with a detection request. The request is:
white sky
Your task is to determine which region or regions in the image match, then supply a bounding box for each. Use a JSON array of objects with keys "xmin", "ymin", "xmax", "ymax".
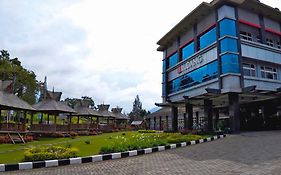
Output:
[{"xmin": 0, "ymin": 0, "xmax": 280, "ymax": 113}]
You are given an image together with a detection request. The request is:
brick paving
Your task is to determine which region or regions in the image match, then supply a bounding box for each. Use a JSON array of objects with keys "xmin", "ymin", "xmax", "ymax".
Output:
[{"xmin": 2, "ymin": 131, "xmax": 281, "ymax": 175}]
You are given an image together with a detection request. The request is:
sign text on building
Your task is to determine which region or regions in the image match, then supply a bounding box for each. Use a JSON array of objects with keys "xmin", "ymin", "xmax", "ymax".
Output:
[{"xmin": 177, "ymin": 55, "xmax": 203, "ymax": 74}]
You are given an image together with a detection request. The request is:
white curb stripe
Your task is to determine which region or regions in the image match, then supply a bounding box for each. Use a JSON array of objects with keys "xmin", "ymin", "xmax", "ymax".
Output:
[
  {"xmin": 158, "ymin": 146, "xmax": 165, "ymax": 151},
  {"xmin": 170, "ymin": 144, "xmax": 176, "ymax": 149},
  {"xmin": 45, "ymin": 160, "xmax": 58, "ymax": 167},
  {"xmin": 129, "ymin": 150, "xmax": 137, "ymax": 157},
  {"xmin": 191, "ymin": 140, "xmax": 196, "ymax": 145},
  {"xmin": 214, "ymin": 136, "xmax": 218, "ymax": 140},
  {"xmin": 19, "ymin": 162, "xmax": 32, "ymax": 170},
  {"xmin": 144, "ymin": 148, "xmax": 152, "ymax": 154},
  {"xmin": 207, "ymin": 137, "xmax": 211, "ymax": 142},
  {"xmin": 70, "ymin": 157, "xmax": 82, "ymax": 164},
  {"xmin": 199, "ymin": 139, "xmax": 204, "ymax": 143},
  {"xmin": 0, "ymin": 164, "xmax": 5, "ymax": 172},
  {"xmin": 112, "ymin": 153, "xmax": 121, "ymax": 159},
  {"xmin": 92, "ymin": 155, "xmax": 103, "ymax": 162},
  {"xmin": 181, "ymin": 142, "xmax": 187, "ymax": 147}
]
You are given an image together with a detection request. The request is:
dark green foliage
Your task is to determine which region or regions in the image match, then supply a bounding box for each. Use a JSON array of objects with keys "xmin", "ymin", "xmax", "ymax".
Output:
[
  {"xmin": 0, "ymin": 50, "xmax": 38, "ymax": 104},
  {"xmin": 138, "ymin": 130, "xmax": 156, "ymax": 133},
  {"xmin": 129, "ymin": 95, "xmax": 149, "ymax": 122},
  {"xmin": 23, "ymin": 146, "xmax": 78, "ymax": 162}
]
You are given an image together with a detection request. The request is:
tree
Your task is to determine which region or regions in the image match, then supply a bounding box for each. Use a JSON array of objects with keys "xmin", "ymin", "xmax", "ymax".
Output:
[
  {"xmin": 0, "ymin": 50, "xmax": 38, "ymax": 104},
  {"xmin": 129, "ymin": 95, "xmax": 149, "ymax": 122}
]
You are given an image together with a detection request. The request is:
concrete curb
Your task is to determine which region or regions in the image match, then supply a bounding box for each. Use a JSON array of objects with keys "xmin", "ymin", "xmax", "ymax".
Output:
[{"xmin": 0, "ymin": 134, "xmax": 226, "ymax": 172}]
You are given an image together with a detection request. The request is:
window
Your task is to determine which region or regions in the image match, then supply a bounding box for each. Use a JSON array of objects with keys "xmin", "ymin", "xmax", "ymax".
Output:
[
  {"xmin": 276, "ymin": 41, "xmax": 281, "ymax": 49},
  {"xmin": 221, "ymin": 54, "xmax": 240, "ymax": 74},
  {"xmin": 266, "ymin": 38, "xmax": 274, "ymax": 47},
  {"xmin": 243, "ymin": 63, "xmax": 256, "ymax": 77},
  {"xmin": 168, "ymin": 61, "xmax": 218, "ymax": 93},
  {"xmin": 181, "ymin": 42, "xmax": 194, "ymax": 60},
  {"xmin": 256, "ymin": 35, "xmax": 262, "ymax": 43},
  {"xmin": 220, "ymin": 38, "xmax": 238, "ymax": 53},
  {"xmin": 162, "ymin": 59, "xmax": 166, "ymax": 72},
  {"xmin": 199, "ymin": 27, "xmax": 217, "ymax": 50},
  {"xmin": 219, "ymin": 19, "xmax": 237, "ymax": 37},
  {"xmin": 261, "ymin": 66, "xmax": 277, "ymax": 80},
  {"xmin": 240, "ymin": 31, "xmax": 252, "ymax": 41},
  {"xmin": 167, "ymin": 53, "xmax": 178, "ymax": 69}
]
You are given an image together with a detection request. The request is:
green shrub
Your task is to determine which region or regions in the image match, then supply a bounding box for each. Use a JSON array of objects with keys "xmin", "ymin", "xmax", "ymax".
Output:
[
  {"xmin": 85, "ymin": 140, "xmax": 91, "ymax": 144},
  {"xmin": 24, "ymin": 146, "xmax": 78, "ymax": 162},
  {"xmin": 138, "ymin": 130, "xmax": 156, "ymax": 133}
]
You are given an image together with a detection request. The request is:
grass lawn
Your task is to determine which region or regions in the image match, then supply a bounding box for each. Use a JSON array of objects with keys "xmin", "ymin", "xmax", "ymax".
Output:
[{"xmin": 0, "ymin": 131, "xmax": 210, "ymax": 164}]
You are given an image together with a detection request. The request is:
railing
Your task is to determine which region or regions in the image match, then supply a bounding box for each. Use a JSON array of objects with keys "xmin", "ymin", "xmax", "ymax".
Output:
[{"xmin": 0, "ymin": 123, "xmax": 26, "ymax": 132}]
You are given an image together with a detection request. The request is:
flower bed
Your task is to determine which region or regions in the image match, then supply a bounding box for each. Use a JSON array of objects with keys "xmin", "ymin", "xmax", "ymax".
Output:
[
  {"xmin": 100, "ymin": 132, "xmax": 207, "ymax": 154},
  {"xmin": 23, "ymin": 146, "xmax": 78, "ymax": 162}
]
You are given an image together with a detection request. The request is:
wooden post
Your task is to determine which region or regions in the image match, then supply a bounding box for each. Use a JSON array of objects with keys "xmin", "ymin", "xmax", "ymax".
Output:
[
  {"xmin": 30, "ymin": 113, "xmax": 33, "ymax": 125},
  {"xmin": 17, "ymin": 111, "xmax": 21, "ymax": 131},
  {"xmin": 47, "ymin": 113, "xmax": 50, "ymax": 124},
  {"xmin": 77, "ymin": 116, "xmax": 80, "ymax": 124},
  {"xmin": 90, "ymin": 116, "xmax": 93, "ymax": 124},
  {"xmin": 54, "ymin": 115, "xmax": 57, "ymax": 124},
  {"xmin": 97, "ymin": 117, "xmax": 99, "ymax": 129},
  {"xmin": 40, "ymin": 112, "xmax": 43, "ymax": 124},
  {"xmin": 68, "ymin": 113, "xmax": 72, "ymax": 133},
  {"xmin": 23, "ymin": 111, "xmax": 27, "ymax": 131}
]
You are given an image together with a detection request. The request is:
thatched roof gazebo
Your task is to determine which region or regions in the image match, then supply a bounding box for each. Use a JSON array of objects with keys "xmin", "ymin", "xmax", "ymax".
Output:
[
  {"xmin": 0, "ymin": 80, "xmax": 35, "ymax": 132},
  {"xmin": 31, "ymin": 91, "xmax": 76, "ymax": 133},
  {"xmin": 71, "ymin": 99, "xmax": 101, "ymax": 131}
]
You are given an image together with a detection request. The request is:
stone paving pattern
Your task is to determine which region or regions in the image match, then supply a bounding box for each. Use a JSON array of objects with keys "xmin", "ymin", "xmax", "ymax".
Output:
[{"xmin": 2, "ymin": 131, "xmax": 281, "ymax": 175}]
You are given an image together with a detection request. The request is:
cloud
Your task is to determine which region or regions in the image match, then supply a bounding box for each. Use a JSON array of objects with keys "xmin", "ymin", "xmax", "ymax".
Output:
[{"xmin": 2, "ymin": 0, "xmax": 279, "ymax": 113}]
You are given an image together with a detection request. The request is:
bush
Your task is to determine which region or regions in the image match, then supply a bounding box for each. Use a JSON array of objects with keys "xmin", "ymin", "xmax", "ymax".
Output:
[
  {"xmin": 138, "ymin": 130, "xmax": 156, "ymax": 133},
  {"xmin": 68, "ymin": 132, "xmax": 77, "ymax": 137},
  {"xmin": 24, "ymin": 146, "xmax": 78, "ymax": 162},
  {"xmin": 85, "ymin": 140, "xmax": 91, "ymax": 144}
]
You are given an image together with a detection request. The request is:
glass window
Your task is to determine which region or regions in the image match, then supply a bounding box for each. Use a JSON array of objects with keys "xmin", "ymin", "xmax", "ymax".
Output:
[
  {"xmin": 266, "ymin": 38, "xmax": 274, "ymax": 47},
  {"xmin": 240, "ymin": 31, "xmax": 252, "ymax": 41},
  {"xmin": 243, "ymin": 63, "xmax": 256, "ymax": 77},
  {"xmin": 220, "ymin": 38, "xmax": 238, "ymax": 53},
  {"xmin": 276, "ymin": 41, "xmax": 281, "ymax": 49},
  {"xmin": 181, "ymin": 42, "xmax": 194, "ymax": 60},
  {"xmin": 168, "ymin": 61, "xmax": 218, "ymax": 93},
  {"xmin": 199, "ymin": 27, "xmax": 217, "ymax": 50},
  {"xmin": 219, "ymin": 19, "xmax": 237, "ymax": 37},
  {"xmin": 167, "ymin": 53, "xmax": 178, "ymax": 69},
  {"xmin": 221, "ymin": 54, "xmax": 240, "ymax": 74},
  {"xmin": 260, "ymin": 66, "xmax": 277, "ymax": 80}
]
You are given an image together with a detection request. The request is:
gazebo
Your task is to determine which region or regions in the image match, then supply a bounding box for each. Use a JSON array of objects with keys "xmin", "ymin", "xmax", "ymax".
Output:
[
  {"xmin": 97, "ymin": 104, "xmax": 117, "ymax": 131},
  {"xmin": 0, "ymin": 80, "xmax": 35, "ymax": 132},
  {"xmin": 111, "ymin": 107, "xmax": 129, "ymax": 129},
  {"xmin": 30, "ymin": 90, "xmax": 76, "ymax": 133},
  {"xmin": 72, "ymin": 99, "xmax": 102, "ymax": 131}
]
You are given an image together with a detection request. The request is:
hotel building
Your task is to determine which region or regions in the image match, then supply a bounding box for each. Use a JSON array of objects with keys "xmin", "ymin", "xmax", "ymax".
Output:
[{"xmin": 147, "ymin": 0, "xmax": 281, "ymax": 133}]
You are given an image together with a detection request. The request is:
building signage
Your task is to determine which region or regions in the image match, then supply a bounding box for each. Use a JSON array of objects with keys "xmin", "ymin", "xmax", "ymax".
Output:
[{"xmin": 177, "ymin": 55, "xmax": 203, "ymax": 74}]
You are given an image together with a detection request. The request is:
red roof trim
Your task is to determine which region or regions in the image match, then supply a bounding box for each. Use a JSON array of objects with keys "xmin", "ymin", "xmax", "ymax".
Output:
[
  {"xmin": 239, "ymin": 19, "xmax": 261, "ymax": 29},
  {"xmin": 265, "ymin": 27, "xmax": 281, "ymax": 36}
]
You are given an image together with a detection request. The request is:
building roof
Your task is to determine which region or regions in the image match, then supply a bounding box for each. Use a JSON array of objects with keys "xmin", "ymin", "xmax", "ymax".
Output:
[
  {"xmin": 157, "ymin": 0, "xmax": 281, "ymax": 51},
  {"xmin": 33, "ymin": 99, "xmax": 76, "ymax": 114},
  {"xmin": 146, "ymin": 107, "xmax": 186, "ymax": 119},
  {"xmin": 111, "ymin": 107, "xmax": 129, "ymax": 120},
  {"xmin": 72, "ymin": 99, "xmax": 101, "ymax": 116},
  {"xmin": 0, "ymin": 80, "xmax": 35, "ymax": 111},
  {"xmin": 33, "ymin": 90, "xmax": 75, "ymax": 114}
]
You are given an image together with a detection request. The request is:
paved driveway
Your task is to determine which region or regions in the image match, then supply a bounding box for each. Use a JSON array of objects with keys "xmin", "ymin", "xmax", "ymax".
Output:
[{"xmin": 2, "ymin": 131, "xmax": 281, "ymax": 175}]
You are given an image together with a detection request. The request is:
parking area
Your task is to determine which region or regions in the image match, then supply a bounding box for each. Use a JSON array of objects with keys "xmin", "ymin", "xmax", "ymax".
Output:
[{"xmin": 2, "ymin": 131, "xmax": 281, "ymax": 175}]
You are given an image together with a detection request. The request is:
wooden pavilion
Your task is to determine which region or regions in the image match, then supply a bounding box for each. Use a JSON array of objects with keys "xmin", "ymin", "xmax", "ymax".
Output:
[
  {"xmin": 0, "ymin": 80, "xmax": 35, "ymax": 132},
  {"xmin": 111, "ymin": 107, "xmax": 129, "ymax": 129},
  {"xmin": 30, "ymin": 90, "xmax": 76, "ymax": 133},
  {"xmin": 72, "ymin": 99, "xmax": 101, "ymax": 131}
]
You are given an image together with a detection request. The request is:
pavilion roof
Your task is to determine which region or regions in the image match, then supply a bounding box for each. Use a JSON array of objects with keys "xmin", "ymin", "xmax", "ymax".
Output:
[
  {"xmin": 73, "ymin": 99, "xmax": 101, "ymax": 116},
  {"xmin": 0, "ymin": 80, "xmax": 35, "ymax": 111}
]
